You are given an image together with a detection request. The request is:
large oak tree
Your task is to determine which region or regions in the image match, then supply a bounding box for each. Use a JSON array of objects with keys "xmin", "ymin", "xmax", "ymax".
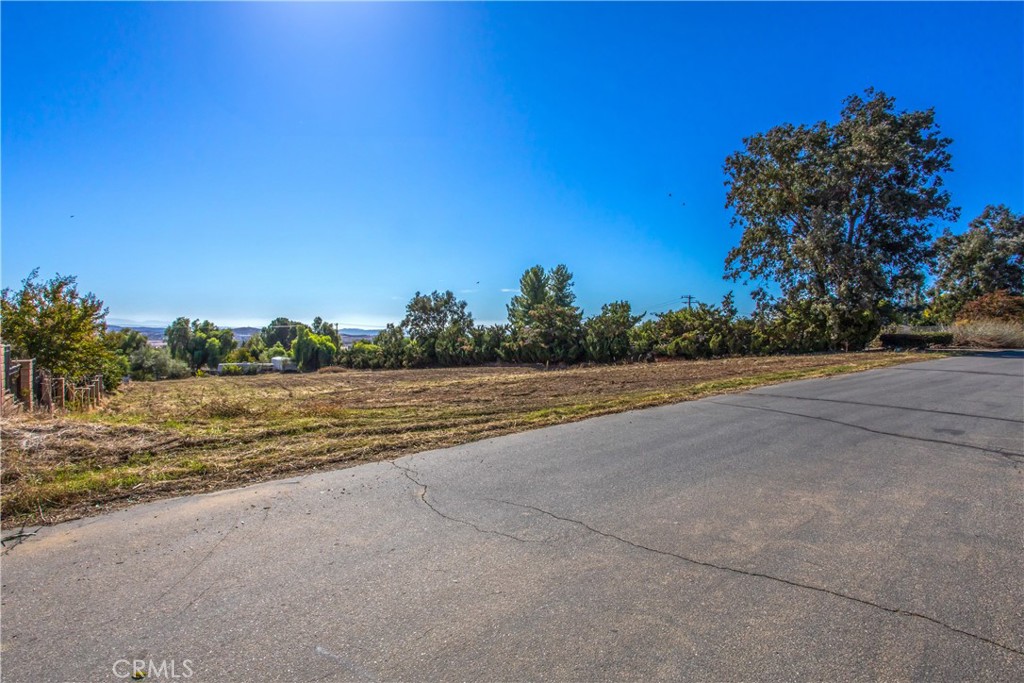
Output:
[{"xmin": 724, "ymin": 89, "xmax": 958, "ymax": 346}]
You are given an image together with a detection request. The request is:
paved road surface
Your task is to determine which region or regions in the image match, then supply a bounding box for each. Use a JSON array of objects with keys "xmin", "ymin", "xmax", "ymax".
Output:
[{"xmin": 2, "ymin": 352, "xmax": 1022, "ymax": 682}]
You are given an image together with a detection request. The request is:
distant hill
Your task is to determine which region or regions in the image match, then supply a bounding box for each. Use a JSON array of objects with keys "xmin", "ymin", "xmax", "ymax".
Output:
[{"xmin": 108, "ymin": 324, "xmax": 380, "ymax": 347}]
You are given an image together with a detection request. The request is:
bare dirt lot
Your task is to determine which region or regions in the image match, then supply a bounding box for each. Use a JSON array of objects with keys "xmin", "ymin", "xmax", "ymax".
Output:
[{"xmin": 1, "ymin": 351, "xmax": 935, "ymax": 528}]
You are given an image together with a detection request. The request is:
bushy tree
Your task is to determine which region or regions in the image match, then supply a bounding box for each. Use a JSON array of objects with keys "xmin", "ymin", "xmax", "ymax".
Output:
[
  {"xmin": 1, "ymin": 269, "xmax": 120, "ymax": 388},
  {"xmin": 261, "ymin": 317, "xmax": 302, "ymax": 348},
  {"xmin": 956, "ymin": 290, "xmax": 1024, "ymax": 323},
  {"xmin": 507, "ymin": 265, "xmax": 550, "ymax": 329},
  {"xmin": 103, "ymin": 328, "xmax": 150, "ymax": 384},
  {"xmin": 311, "ymin": 316, "xmax": 341, "ymax": 350},
  {"xmin": 584, "ymin": 301, "xmax": 643, "ymax": 362},
  {"xmin": 747, "ymin": 299, "xmax": 832, "ymax": 355},
  {"xmin": 373, "ymin": 324, "xmax": 419, "ymax": 369},
  {"xmin": 642, "ymin": 294, "xmax": 747, "ymax": 359},
  {"xmin": 435, "ymin": 324, "xmax": 474, "ymax": 365},
  {"xmin": 401, "ymin": 291, "xmax": 473, "ymax": 364},
  {"xmin": 128, "ymin": 345, "xmax": 190, "ymax": 380},
  {"xmin": 929, "ymin": 204, "xmax": 1024, "ymax": 321},
  {"xmin": 507, "ymin": 264, "xmax": 584, "ymax": 363},
  {"xmin": 165, "ymin": 319, "xmax": 237, "ymax": 371},
  {"xmin": 226, "ymin": 335, "xmax": 269, "ymax": 363},
  {"xmin": 514, "ymin": 303, "xmax": 584, "ymax": 364},
  {"xmin": 266, "ymin": 341, "xmax": 289, "ymax": 359},
  {"xmin": 164, "ymin": 317, "xmax": 192, "ymax": 361},
  {"xmin": 104, "ymin": 328, "xmax": 149, "ymax": 357},
  {"xmin": 291, "ymin": 325, "xmax": 337, "ymax": 372},
  {"xmin": 346, "ymin": 340, "xmax": 384, "ymax": 369},
  {"xmin": 724, "ymin": 89, "xmax": 958, "ymax": 349},
  {"xmin": 469, "ymin": 324, "xmax": 512, "ymax": 363}
]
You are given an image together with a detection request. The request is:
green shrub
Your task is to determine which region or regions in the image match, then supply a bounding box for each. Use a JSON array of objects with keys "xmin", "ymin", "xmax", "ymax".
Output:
[
  {"xmin": 348, "ymin": 341, "xmax": 384, "ymax": 369},
  {"xmin": 878, "ymin": 331, "xmax": 953, "ymax": 348},
  {"xmin": 469, "ymin": 325, "xmax": 510, "ymax": 363},
  {"xmin": 584, "ymin": 302, "xmax": 642, "ymax": 362}
]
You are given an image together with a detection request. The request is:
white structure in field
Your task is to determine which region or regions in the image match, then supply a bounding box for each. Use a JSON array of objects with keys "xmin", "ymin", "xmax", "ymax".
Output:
[{"xmin": 271, "ymin": 356, "xmax": 297, "ymax": 372}]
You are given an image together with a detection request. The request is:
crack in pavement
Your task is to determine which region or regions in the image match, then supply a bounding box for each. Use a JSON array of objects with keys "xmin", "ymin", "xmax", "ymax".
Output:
[
  {"xmin": 709, "ymin": 400, "xmax": 1024, "ymax": 463},
  {"xmin": 746, "ymin": 392, "xmax": 1024, "ymax": 424},
  {"xmin": 488, "ymin": 498, "xmax": 1024, "ymax": 657},
  {"xmin": 390, "ymin": 461, "xmax": 538, "ymax": 544}
]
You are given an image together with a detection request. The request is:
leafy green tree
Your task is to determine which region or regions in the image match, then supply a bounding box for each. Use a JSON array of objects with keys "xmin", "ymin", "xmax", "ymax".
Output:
[
  {"xmin": 515, "ymin": 303, "xmax": 584, "ymax": 364},
  {"xmin": 373, "ymin": 324, "xmax": 405, "ymax": 369},
  {"xmin": 644, "ymin": 294, "xmax": 747, "ymax": 359},
  {"xmin": 226, "ymin": 334, "xmax": 269, "ymax": 363},
  {"xmin": 311, "ymin": 316, "xmax": 341, "ymax": 351},
  {"xmin": 128, "ymin": 345, "xmax": 190, "ymax": 380},
  {"xmin": 583, "ymin": 301, "xmax": 643, "ymax": 362},
  {"xmin": 747, "ymin": 299, "xmax": 832, "ymax": 355},
  {"xmin": 102, "ymin": 328, "xmax": 150, "ymax": 384},
  {"xmin": 346, "ymin": 340, "xmax": 384, "ymax": 369},
  {"xmin": 435, "ymin": 324, "xmax": 474, "ymax": 366},
  {"xmin": 507, "ymin": 266, "xmax": 550, "ymax": 328},
  {"xmin": 261, "ymin": 317, "xmax": 302, "ymax": 348},
  {"xmin": 104, "ymin": 328, "xmax": 149, "ymax": 357},
  {"xmin": 507, "ymin": 264, "xmax": 583, "ymax": 363},
  {"xmin": 469, "ymin": 324, "xmax": 511, "ymax": 363},
  {"xmin": 265, "ymin": 341, "xmax": 289, "ymax": 359},
  {"xmin": 548, "ymin": 264, "xmax": 577, "ymax": 308},
  {"xmin": 1, "ymin": 270, "xmax": 119, "ymax": 388},
  {"xmin": 929, "ymin": 204, "xmax": 1024, "ymax": 321},
  {"xmin": 724, "ymin": 88, "xmax": 958, "ymax": 349},
  {"xmin": 166, "ymin": 319, "xmax": 236, "ymax": 371},
  {"xmin": 291, "ymin": 325, "xmax": 337, "ymax": 372},
  {"xmin": 165, "ymin": 317, "xmax": 193, "ymax": 361},
  {"xmin": 372, "ymin": 324, "xmax": 426, "ymax": 369},
  {"xmin": 401, "ymin": 290, "xmax": 473, "ymax": 364}
]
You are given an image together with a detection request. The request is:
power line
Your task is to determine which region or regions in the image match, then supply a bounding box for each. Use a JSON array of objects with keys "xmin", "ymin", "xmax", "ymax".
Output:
[{"xmin": 638, "ymin": 294, "xmax": 699, "ymax": 315}]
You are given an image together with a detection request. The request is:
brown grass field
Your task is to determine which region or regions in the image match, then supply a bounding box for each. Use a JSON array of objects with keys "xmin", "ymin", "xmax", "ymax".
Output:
[{"xmin": 0, "ymin": 351, "xmax": 936, "ymax": 529}]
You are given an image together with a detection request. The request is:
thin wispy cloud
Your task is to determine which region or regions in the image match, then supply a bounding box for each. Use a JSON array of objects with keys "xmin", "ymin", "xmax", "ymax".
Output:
[{"xmin": 499, "ymin": 288, "xmax": 517, "ymax": 293}]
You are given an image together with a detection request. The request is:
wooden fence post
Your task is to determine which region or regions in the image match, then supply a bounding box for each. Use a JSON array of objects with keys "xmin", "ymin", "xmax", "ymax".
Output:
[
  {"xmin": 18, "ymin": 360, "xmax": 34, "ymax": 411},
  {"xmin": 57, "ymin": 377, "xmax": 66, "ymax": 411},
  {"xmin": 41, "ymin": 374, "xmax": 52, "ymax": 414}
]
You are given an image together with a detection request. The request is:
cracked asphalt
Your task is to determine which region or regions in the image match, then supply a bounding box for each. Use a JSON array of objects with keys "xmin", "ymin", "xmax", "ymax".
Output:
[{"xmin": 2, "ymin": 351, "xmax": 1022, "ymax": 682}]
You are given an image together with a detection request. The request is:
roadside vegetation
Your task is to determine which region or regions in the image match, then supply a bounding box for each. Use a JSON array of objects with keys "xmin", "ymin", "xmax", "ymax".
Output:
[
  {"xmin": 1, "ymin": 88, "xmax": 1019, "ymax": 525},
  {"xmin": 1, "ymin": 351, "xmax": 935, "ymax": 528}
]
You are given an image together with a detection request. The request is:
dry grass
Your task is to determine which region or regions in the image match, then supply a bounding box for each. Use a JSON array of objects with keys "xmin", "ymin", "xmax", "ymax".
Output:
[
  {"xmin": 951, "ymin": 319, "xmax": 1024, "ymax": 349},
  {"xmin": 1, "ymin": 351, "xmax": 935, "ymax": 528}
]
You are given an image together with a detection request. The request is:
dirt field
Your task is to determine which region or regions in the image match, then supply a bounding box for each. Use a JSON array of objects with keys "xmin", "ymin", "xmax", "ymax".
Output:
[{"xmin": 1, "ymin": 351, "xmax": 935, "ymax": 529}]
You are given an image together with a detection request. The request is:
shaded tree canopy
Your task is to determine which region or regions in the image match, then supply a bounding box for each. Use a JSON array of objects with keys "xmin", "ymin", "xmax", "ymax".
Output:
[{"xmin": 724, "ymin": 88, "xmax": 958, "ymax": 345}]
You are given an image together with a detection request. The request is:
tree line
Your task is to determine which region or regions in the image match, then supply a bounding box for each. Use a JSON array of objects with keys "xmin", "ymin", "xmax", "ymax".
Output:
[{"xmin": 2, "ymin": 89, "xmax": 1021, "ymax": 387}]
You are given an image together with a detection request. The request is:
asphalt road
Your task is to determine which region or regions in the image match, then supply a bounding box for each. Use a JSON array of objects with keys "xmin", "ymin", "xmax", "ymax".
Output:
[{"xmin": 2, "ymin": 352, "xmax": 1022, "ymax": 682}]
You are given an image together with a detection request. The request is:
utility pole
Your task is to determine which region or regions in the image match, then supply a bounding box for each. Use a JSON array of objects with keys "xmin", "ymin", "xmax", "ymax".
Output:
[{"xmin": 681, "ymin": 294, "xmax": 696, "ymax": 310}]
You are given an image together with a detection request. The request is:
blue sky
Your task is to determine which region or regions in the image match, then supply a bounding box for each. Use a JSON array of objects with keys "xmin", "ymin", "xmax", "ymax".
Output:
[{"xmin": 3, "ymin": 2, "xmax": 1022, "ymax": 329}]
